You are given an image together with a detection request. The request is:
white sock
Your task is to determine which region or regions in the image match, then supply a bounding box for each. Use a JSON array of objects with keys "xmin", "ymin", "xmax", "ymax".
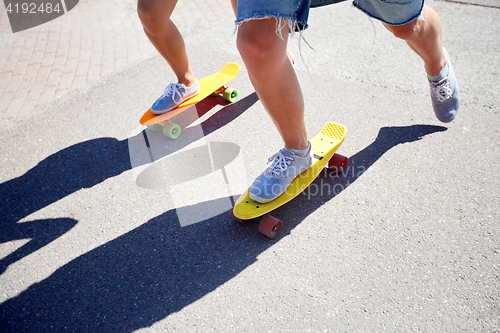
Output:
[
  {"xmin": 428, "ymin": 62, "xmax": 449, "ymax": 83},
  {"xmin": 288, "ymin": 141, "xmax": 311, "ymax": 157}
]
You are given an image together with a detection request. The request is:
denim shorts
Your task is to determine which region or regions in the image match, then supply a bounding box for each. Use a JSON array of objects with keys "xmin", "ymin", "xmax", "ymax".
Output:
[
  {"xmin": 236, "ymin": 0, "xmax": 423, "ymax": 31},
  {"xmin": 236, "ymin": 0, "xmax": 311, "ymax": 32},
  {"xmin": 353, "ymin": 0, "xmax": 424, "ymax": 26}
]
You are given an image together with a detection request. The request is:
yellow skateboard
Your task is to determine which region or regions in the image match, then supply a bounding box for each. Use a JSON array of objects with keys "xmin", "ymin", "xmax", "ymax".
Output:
[
  {"xmin": 140, "ymin": 62, "xmax": 241, "ymax": 139},
  {"xmin": 232, "ymin": 122, "xmax": 348, "ymax": 239}
]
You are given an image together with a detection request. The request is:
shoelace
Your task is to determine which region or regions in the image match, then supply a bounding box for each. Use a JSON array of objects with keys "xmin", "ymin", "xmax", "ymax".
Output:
[
  {"xmin": 268, "ymin": 152, "xmax": 294, "ymax": 177},
  {"xmin": 430, "ymin": 78, "xmax": 453, "ymax": 103},
  {"xmin": 163, "ymin": 83, "xmax": 186, "ymax": 104}
]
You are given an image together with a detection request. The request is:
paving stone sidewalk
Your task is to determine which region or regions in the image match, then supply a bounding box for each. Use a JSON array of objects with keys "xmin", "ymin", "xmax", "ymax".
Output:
[{"xmin": 0, "ymin": 0, "xmax": 233, "ymax": 131}]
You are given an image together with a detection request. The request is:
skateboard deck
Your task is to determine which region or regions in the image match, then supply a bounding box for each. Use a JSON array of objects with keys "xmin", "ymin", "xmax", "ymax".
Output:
[
  {"xmin": 232, "ymin": 122, "xmax": 348, "ymax": 238},
  {"xmin": 140, "ymin": 62, "xmax": 241, "ymax": 138}
]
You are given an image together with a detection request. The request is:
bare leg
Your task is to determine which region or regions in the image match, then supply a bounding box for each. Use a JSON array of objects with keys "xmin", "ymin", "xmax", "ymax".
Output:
[
  {"xmin": 237, "ymin": 19, "xmax": 308, "ymax": 150},
  {"xmin": 137, "ymin": 0, "xmax": 196, "ymax": 87},
  {"xmin": 383, "ymin": 5, "xmax": 445, "ymax": 76},
  {"xmin": 384, "ymin": 5, "xmax": 459, "ymax": 122},
  {"xmin": 230, "ymin": 0, "xmax": 237, "ymax": 15}
]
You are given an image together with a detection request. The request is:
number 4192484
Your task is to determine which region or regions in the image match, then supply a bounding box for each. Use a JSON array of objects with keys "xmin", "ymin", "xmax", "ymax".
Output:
[{"xmin": 5, "ymin": 2, "xmax": 62, "ymax": 14}]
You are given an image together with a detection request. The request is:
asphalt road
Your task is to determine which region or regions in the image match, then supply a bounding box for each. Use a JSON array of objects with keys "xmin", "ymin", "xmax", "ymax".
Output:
[{"xmin": 0, "ymin": 0, "xmax": 499, "ymax": 331}]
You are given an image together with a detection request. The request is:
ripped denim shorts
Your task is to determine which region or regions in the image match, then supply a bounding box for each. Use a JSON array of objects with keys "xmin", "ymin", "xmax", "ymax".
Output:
[
  {"xmin": 236, "ymin": 0, "xmax": 312, "ymax": 32},
  {"xmin": 353, "ymin": 0, "xmax": 424, "ymax": 26},
  {"xmin": 236, "ymin": 0, "xmax": 424, "ymax": 30}
]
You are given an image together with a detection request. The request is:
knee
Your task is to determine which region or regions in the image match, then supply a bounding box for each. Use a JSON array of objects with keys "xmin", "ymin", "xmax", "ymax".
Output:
[
  {"xmin": 236, "ymin": 31, "xmax": 259, "ymax": 66},
  {"xmin": 385, "ymin": 19, "xmax": 420, "ymax": 41},
  {"xmin": 137, "ymin": 0, "xmax": 161, "ymax": 30},
  {"xmin": 237, "ymin": 23, "xmax": 283, "ymax": 70}
]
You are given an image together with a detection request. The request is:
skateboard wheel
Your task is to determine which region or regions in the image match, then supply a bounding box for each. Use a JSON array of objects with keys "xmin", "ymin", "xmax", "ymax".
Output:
[
  {"xmin": 231, "ymin": 210, "xmax": 250, "ymax": 224},
  {"xmin": 223, "ymin": 88, "xmax": 238, "ymax": 103},
  {"xmin": 163, "ymin": 123, "xmax": 181, "ymax": 139},
  {"xmin": 148, "ymin": 124, "xmax": 163, "ymax": 132},
  {"xmin": 328, "ymin": 154, "xmax": 348, "ymax": 174},
  {"xmin": 258, "ymin": 215, "xmax": 282, "ymax": 239}
]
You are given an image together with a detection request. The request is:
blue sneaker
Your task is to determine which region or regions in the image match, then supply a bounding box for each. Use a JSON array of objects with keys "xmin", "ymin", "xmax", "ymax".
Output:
[
  {"xmin": 151, "ymin": 80, "xmax": 200, "ymax": 115},
  {"xmin": 249, "ymin": 142, "xmax": 313, "ymax": 203},
  {"xmin": 428, "ymin": 48, "xmax": 460, "ymax": 123}
]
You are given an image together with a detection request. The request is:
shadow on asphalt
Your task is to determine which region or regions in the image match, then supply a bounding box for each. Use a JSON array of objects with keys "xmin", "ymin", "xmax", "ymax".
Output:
[
  {"xmin": 0, "ymin": 137, "xmax": 130, "ymax": 276},
  {"xmin": 273, "ymin": 125, "xmax": 448, "ymax": 232},
  {"xmin": 0, "ymin": 93, "xmax": 258, "ymax": 277},
  {"xmin": 0, "ymin": 124, "xmax": 446, "ymax": 331}
]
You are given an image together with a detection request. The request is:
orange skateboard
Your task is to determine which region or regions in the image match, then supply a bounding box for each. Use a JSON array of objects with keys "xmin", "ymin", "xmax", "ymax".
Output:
[
  {"xmin": 140, "ymin": 62, "xmax": 241, "ymax": 139},
  {"xmin": 232, "ymin": 122, "xmax": 348, "ymax": 239}
]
